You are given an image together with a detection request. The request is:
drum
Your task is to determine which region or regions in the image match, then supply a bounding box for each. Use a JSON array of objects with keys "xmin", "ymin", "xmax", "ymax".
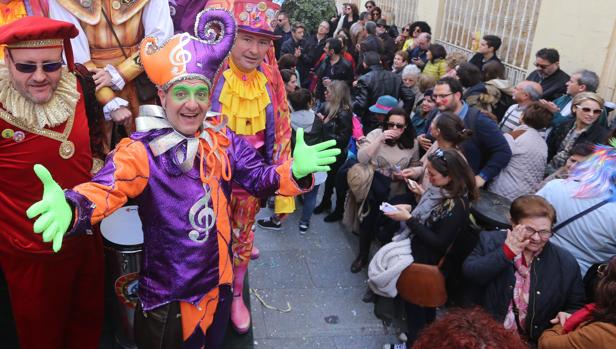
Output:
[
  {"xmin": 470, "ymin": 190, "xmax": 512, "ymax": 230},
  {"xmin": 101, "ymin": 205, "xmax": 143, "ymax": 349}
]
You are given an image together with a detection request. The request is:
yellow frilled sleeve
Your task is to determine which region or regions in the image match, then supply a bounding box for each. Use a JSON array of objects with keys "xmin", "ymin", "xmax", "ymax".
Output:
[{"xmin": 219, "ymin": 59, "xmax": 270, "ymax": 135}]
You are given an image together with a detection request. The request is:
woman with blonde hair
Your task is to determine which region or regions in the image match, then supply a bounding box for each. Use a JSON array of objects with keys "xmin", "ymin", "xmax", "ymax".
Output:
[
  {"xmin": 546, "ymin": 92, "xmax": 611, "ymax": 175},
  {"xmin": 312, "ymin": 81, "xmax": 353, "ymax": 230}
]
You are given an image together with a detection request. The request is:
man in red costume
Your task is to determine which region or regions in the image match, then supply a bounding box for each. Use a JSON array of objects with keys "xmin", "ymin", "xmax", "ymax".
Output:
[{"xmin": 0, "ymin": 17, "xmax": 104, "ymax": 349}]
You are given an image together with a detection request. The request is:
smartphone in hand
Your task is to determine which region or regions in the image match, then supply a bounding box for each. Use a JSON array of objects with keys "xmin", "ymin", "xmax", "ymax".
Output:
[
  {"xmin": 406, "ymin": 178, "xmax": 419, "ymax": 190},
  {"xmin": 380, "ymin": 202, "xmax": 399, "ymax": 213}
]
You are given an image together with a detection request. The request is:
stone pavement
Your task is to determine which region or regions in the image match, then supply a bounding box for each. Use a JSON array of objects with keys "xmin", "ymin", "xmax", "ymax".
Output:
[
  {"xmin": 248, "ymin": 194, "xmax": 398, "ymax": 349},
  {"xmin": 100, "ymin": 190, "xmax": 400, "ymax": 349}
]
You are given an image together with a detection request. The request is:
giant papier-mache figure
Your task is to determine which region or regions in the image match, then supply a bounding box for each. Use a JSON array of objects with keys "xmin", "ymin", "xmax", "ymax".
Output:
[
  {"xmin": 203, "ymin": 0, "xmax": 294, "ymax": 334},
  {"xmin": 25, "ymin": 9, "xmax": 339, "ymax": 349}
]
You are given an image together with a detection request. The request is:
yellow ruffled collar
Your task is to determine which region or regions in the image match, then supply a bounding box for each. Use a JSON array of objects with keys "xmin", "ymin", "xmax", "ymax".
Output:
[{"xmin": 219, "ymin": 58, "xmax": 271, "ymax": 135}]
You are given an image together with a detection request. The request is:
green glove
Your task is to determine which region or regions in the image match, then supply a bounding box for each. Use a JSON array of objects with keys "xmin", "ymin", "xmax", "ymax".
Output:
[
  {"xmin": 26, "ymin": 164, "xmax": 73, "ymax": 252},
  {"xmin": 292, "ymin": 128, "xmax": 341, "ymax": 179}
]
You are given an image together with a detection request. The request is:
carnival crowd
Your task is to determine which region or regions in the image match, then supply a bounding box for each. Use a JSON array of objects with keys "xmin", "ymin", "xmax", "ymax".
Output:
[{"xmin": 0, "ymin": 0, "xmax": 616, "ymax": 349}]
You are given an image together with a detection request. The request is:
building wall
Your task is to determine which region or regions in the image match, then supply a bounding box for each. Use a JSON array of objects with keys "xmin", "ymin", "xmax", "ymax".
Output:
[
  {"xmin": 529, "ymin": 0, "xmax": 615, "ymax": 100},
  {"xmin": 338, "ymin": 0, "xmax": 615, "ymax": 101}
]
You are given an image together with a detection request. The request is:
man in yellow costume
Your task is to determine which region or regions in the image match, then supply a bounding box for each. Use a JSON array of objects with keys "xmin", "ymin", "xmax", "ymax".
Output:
[
  {"xmin": 207, "ymin": 0, "xmax": 294, "ymax": 334},
  {"xmin": 49, "ymin": 0, "xmax": 173, "ymax": 152}
]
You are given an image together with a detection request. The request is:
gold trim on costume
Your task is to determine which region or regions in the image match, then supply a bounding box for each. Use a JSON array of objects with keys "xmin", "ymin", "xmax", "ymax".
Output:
[
  {"xmin": 56, "ymin": 0, "xmax": 101, "ymax": 25},
  {"xmin": 8, "ymin": 39, "xmax": 63, "ymax": 48},
  {"xmin": 110, "ymin": 0, "xmax": 150, "ymax": 26},
  {"xmin": 0, "ymin": 106, "xmax": 76, "ymax": 159}
]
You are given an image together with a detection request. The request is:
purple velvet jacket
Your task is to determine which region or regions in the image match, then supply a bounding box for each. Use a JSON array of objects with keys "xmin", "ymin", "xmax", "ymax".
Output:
[{"xmin": 65, "ymin": 124, "xmax": 306, "ymax": 310}]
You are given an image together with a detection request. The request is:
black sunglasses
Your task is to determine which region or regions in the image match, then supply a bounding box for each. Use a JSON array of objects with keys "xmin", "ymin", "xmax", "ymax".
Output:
[
  {"xmin": 8, "ymin": 51, "xmax": 63, "ymax": 74},
  {"xmin": 387, "ymin": 122, "xmax": 405, "ymax": 129}
]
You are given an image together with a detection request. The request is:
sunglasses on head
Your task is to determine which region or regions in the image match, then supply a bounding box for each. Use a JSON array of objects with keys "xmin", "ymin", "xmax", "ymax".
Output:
[
  {"xmin": 387, "ymin": 122, "xmax": 405, "ymax": 129},
  {"xmin": 576, "ymin": 105, "xmax": 602, "ymax": 116},
  {"xmin": 8, "ymin": 51, "xmax": 63, "ymax": 74}
]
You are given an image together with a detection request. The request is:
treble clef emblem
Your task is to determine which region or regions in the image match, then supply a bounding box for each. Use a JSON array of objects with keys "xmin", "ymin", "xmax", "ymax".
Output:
[{"xmin": 188, "ymin": 185, "xmax": 216, "ymax": 243}]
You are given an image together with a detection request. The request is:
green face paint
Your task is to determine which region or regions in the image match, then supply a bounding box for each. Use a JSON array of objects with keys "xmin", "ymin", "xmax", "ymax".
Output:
[{"xmin": 170, "ymin": 84, "xmax": 210, "ymax": 103}]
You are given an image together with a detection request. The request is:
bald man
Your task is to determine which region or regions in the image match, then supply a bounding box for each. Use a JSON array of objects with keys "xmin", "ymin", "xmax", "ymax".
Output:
[{"xmin": 499, "ymin": 80, "xmax": 543, "ymax": 133}]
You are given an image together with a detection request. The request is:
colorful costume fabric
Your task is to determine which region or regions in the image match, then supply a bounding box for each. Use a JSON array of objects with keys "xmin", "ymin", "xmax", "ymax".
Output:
[
  {"xmin": 49, "ymin": 0, "xmax": 173, "ymax": 151},
  {"xmin": 209, "ymin": 0, "xmax": 293, "ymax": 267},
  {"xmin": 0, "ymin": 17, "xmax": 103, "ymax": 349},
  {"xmin": 44, "ymin": 9, "xmax": 316, "ymax": 348},
  {"xmin": 65, "ymin": 105, "xmax": 305, "ymax": 345},
  {"xmin": 0, "ymin": 0, "xmax": 48, "ymax": 60}
]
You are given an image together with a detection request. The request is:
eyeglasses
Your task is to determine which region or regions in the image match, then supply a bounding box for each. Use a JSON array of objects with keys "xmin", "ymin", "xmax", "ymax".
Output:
[
  {"xmin": 387, "ymin": 122, "xmax": 405, "ymax": 129},
  {"xmin": 8, "ymin": 51, "xmax": 63, "ymax": 74},
  {"xmin": 534, "ymin": 62, "xmax": 554, "ymax": 69},
  {"xmin": 598, "ymin": 263, "xmax": 609, "ymax": 278},
  {"xmin": 576, "ymin": 105, "xmax": 602, "ymax": 116},
  {"xmin": 523, "ymin": 226, "xmax": 552, "ymax": 239},
  {"xmin": 433, "ymin": 92, "xmax": 454, "ymax": 100},
  {"xmin": 402, "ymin": 27, "xmax": 410, "ymax": 32}
]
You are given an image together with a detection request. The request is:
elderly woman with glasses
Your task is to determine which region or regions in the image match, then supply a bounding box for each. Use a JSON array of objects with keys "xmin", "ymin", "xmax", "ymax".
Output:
[
  {"xmin": 463, "ymin": 195, "xmax": 585, "ymax": 345},
  {"xmin": 546, "ymin": 92, "xmax": 610, "ymax": 175}
]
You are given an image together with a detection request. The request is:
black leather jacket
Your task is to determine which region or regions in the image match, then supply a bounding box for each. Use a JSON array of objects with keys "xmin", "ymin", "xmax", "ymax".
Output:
[{"xmin": 352, "ymin": 65, "xmax": 401, "ymax": 119}]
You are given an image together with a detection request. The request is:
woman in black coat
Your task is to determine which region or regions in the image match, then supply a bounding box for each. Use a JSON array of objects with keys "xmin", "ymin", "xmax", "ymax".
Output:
[
  {"xmin": 383, "ymin": 148, "xmax": 478, "ymax": 345},
  {"xmin": 546, "ymin": 92, "xmax": 610, "ymax": 175}
]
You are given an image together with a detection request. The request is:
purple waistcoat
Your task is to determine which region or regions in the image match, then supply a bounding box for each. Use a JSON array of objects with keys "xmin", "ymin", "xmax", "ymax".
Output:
[{"xmin": 66, "ymin": 128, "xmax": 285, "ymax": 310}]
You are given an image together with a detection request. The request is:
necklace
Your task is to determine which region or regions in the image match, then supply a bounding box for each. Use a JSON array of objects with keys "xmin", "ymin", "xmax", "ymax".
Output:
[{"xmin": 0, "ymin": 108, "xmax": 76, "ymax": 159}]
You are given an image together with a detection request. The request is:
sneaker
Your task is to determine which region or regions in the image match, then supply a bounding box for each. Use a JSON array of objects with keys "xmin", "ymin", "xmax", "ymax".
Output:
[
  {"xmin": 382, "ymin": 343, "xmax": 407, "ymax": 349},
  {"xmin": 256, "ymin": 217, "xmax": 281, "ymax": 230},
  {"xmin": 298, "ymin": 221, "xmax": 309, "ymax": 234}
]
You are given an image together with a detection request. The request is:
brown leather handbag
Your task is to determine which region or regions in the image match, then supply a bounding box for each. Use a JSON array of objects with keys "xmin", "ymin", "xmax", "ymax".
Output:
[{"xmin": 396, "ymin": 254, "xmax": 448, "ymax": 308}]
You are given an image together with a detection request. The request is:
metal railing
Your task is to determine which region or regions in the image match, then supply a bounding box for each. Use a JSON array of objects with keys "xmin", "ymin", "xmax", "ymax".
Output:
[{"xmin": 438, "ymin": 0, "xmax": 541, "ymax": 84}]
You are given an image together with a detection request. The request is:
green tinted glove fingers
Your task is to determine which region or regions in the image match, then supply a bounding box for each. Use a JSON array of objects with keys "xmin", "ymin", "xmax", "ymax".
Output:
[
  {"xmin": 316, "ymin": 157, "xmax": 337, "ymax": 166},
  {"xmin": 313, "ymin": 139, "xmax": 337, "ymax": 151},
  {"xmin": 32, "ymin": 211, "xmax": 54, "ymax": 233},
  {"xmin": 292, "ymin": 128, "xmax": 341, "ymax": 179},
  {"xmin": 42, "ymin": 221, "xmax": 59, "ymax": 243},
  {"xmin": 26, "ymin": 200, "xmax": 49, "ymax": 220},
  {"xmin": 52, "ymin": 232, "xmax": 64, "ymax": 253},
  {"xmin": 26, "ymin": 164, "xmax": 73, "ymax": 253}
]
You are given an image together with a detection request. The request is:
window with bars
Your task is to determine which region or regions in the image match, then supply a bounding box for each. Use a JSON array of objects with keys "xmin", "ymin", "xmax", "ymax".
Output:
[{"xmin": 437, "ymin": 0, "xmax": 542, "ymax": 84}]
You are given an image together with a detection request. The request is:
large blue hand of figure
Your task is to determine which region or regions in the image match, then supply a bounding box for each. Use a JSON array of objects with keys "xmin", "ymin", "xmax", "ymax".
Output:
[
  {"xmin": 26, "ymin": 164, "xmax": 73, "ymax": 252},
  {"xmin": 291, "ymin": 128, "xmax": 341, "ymax": 179}
]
